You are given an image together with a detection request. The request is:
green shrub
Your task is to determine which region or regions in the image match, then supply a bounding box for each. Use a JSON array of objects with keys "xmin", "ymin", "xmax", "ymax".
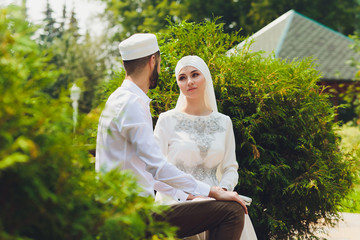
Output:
[
  {"xmin": 94, "ymin": 19, "xmax": 357, "ymax": 239},
  {"xmin": 149, "ymin": 20, "xmax": 356, "ymax": 239},
  {"xmin": 0, "ymin": 5, "xmax": 176, "ymax": 240}
]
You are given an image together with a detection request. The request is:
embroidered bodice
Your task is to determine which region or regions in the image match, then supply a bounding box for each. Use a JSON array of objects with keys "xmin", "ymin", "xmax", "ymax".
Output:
[
  {"xmin": 173, "ymin": 112, "xmax": 225, "ymax": 159},
  {"xmin": 154, "ymin": 109, "xmax": 238, "ymax": 191}
]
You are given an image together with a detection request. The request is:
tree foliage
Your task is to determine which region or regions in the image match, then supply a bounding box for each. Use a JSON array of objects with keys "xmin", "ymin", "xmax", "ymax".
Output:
[
  {"xmin": 38, "ymin": 2, "xmax": 109, "ymax": 113},
  {"xmin": 247, "ymin": 0, "xmax": 360, "ymax": 35},
  {"xmin": 100, "ymin": 0, "xmax": 190, "ymax": 40},
  {"xmin": 99, "ymin": 0, "xmax": 360, "ymax": 41},
  {"xmin": 0, "ymin": 5, "xmax": 176, "ymax": 240}
]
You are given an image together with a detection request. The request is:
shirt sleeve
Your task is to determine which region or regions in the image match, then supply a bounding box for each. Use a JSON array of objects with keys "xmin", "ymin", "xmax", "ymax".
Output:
[
  {"xmin": 218, "ymin": 116, "xmax": 239, "ymax": 191},
  {"xmin": 154, "ymin": 181, "xmax": 189, "ymax": 202},
  {"xmin": 120, "ymin": 101, "xmax": 210, "ymax": 197}
]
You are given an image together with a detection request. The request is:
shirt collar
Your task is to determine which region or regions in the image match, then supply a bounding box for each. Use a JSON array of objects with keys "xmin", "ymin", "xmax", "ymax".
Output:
[{"xmin": 121, "ymin": 79, "xmax": 151, "ymax": 104}]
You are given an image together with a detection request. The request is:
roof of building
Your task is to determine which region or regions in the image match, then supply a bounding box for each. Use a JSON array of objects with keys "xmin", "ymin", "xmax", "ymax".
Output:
[{"xmin": 229, "ymin": 10, "xmax": 359, "ymax": 81}]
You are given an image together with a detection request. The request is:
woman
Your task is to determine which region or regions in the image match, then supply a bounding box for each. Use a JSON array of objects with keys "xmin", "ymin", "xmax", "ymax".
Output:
[{"xmin": 154, "ymin": 55, "xmax": 257, "ymax": 240}]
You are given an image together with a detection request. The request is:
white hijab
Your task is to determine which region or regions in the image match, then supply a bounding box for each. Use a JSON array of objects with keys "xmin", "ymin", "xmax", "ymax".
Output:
[{"xmin": 174, "ymin": 55, "xmax": 218, "ymax": 112}]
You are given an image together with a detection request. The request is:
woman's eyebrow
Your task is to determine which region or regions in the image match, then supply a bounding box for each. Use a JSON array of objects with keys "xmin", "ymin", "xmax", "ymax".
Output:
[{"xmin": 179, "ymin": 69, "xmax": 198, "ymax": 75}]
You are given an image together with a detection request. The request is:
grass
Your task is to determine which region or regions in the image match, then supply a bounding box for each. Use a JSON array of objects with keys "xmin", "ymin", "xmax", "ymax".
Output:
[
  {"xmin": 341, "ymin": 183, "xmax": 360, "ymax": 213},
  {"xmin": 337, "ymin": 124, "xmax": 360, "ymax": 213}
]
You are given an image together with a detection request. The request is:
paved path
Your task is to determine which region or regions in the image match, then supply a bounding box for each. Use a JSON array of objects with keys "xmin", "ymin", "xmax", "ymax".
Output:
[{"xmin": 316, "ymin": 213, "xmax": 360, "ymax": 240}]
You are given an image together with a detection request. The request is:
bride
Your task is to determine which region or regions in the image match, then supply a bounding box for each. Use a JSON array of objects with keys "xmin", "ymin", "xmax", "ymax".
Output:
[{"xmin": 154, "ymin": 55, "xmax": 257, "ymax": 240}]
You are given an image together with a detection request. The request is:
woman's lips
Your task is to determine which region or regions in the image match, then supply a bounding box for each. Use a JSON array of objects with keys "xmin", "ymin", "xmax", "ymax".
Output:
[{"xmin": 188, "ymin": 87, "xmax": 197, "ymax": 92}]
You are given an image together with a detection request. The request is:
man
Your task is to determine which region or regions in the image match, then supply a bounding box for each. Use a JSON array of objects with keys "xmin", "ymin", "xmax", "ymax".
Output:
[{"xmin": 96, "ymin": 33, "xmax": 247, "ymax": 239}]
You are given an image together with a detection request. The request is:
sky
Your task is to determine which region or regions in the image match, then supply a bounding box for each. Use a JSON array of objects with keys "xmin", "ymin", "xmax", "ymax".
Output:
[{"xmin": 2, "ymin": 0, "xmax": 106, "ymax": 35}]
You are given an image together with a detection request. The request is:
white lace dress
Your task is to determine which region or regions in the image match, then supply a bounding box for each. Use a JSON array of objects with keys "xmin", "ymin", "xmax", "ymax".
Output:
[{"xmin": 153, "ymin": 109, "xmax": 257, "ymax": 240}]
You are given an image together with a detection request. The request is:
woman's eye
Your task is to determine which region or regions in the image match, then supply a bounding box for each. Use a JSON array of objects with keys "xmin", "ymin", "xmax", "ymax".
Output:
[
  {"xmin": 192, "ymin": 73, "xmax": 199, "ymax": 78},
  {"xmin": 179, "ymin": 76, "xmax": 186, "ymax": 81}
]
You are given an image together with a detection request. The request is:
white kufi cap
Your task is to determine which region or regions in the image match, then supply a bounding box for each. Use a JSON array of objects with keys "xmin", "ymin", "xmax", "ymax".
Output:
[{"xmin": 118, "ymin": 33, "xmax": 159, "ymax": 60}]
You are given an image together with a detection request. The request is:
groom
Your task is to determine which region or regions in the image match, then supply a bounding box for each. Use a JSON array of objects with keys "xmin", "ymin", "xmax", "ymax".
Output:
[{"xmin": 95, "ymin": 33, "xmax": 247, "ymax": 239}]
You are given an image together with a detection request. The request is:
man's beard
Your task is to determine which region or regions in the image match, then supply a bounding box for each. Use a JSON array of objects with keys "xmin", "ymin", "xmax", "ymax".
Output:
[{"xmin": 149, "ymin": 60, "xmax": 159, "ymax": 89}]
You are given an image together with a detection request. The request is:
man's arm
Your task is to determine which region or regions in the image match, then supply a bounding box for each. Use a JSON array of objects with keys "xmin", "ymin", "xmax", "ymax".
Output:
[{"xmin": 121, "ymin": 99, "xmax": 210, "ymax": 196}]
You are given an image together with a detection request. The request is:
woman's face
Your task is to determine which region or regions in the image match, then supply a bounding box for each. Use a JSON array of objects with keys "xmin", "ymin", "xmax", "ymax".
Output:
[{"xmin": 177, "ymin": 66, "xmax": 206, "ymax": 100}]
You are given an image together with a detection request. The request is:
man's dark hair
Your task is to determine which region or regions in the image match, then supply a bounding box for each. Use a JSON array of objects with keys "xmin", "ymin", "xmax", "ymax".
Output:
[{"xmin": 123, "ymin": 51, "xmax": 160, "ymax": 75}]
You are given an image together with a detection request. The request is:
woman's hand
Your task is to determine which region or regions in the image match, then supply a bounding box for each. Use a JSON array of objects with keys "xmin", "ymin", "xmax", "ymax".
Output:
[
  {"xmin": 212, "ymin": 186, "xmax": 226, "ymax": 192},
  {"xmin": 209, "ymin": 186, "xmax": 248, "ymax": 214},
  {"xmin": 187, "ymin": 194, "xmax": 195, "ymax": 200}
]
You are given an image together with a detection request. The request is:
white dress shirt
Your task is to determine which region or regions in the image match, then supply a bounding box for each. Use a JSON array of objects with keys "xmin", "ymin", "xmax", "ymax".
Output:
[{"xmin": 95, "ymin": 80, "xmax": 210, "ymax": 198}]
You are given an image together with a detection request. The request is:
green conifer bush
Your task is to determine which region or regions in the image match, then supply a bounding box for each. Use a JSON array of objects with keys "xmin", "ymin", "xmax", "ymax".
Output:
[
  {"xmin": 146, "ymin": 20, "xmax": 356, "ymax": 239},
  {"xmin": 0, "ymin": 6, "xmax": 176, "ymax": 240}
]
